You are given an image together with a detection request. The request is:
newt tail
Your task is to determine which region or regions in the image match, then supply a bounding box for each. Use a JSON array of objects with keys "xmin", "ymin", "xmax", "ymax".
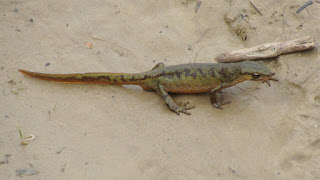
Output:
[{"xmin": 18, "ymin": 70, "xmax": 145, "ymax": 85}]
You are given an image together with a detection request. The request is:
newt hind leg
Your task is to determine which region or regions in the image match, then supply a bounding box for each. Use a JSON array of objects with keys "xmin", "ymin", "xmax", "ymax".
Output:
[
  {"xmin": 157, "ymin": 84, "xmax": 195, "ymax": 115},
  {"xmin": 151, "ymin": 62, "xmax": 164, "ymax": 70}
]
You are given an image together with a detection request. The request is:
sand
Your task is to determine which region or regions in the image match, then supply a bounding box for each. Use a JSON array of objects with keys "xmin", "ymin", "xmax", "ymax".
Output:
[{"xmin": 1, "ymin": 0, "xmax": 320, "ymax": 179}]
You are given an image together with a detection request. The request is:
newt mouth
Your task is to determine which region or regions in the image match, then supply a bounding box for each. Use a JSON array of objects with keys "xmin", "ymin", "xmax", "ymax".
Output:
[{"xmin": 263, "ymin": 73, "xmax": 278, "ymax": 86}]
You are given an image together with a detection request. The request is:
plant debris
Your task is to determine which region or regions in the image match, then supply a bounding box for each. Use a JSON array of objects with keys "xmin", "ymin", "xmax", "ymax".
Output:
[
  {"xmin": 195, "ymin": 1, "xmax": 202, "ymax": 13},
  {"xmin": 85, "ymin": 42, "xmax": 93, "ymax": 49},
  {"xmin": 0, "ymin": 154, "xmax": 11, "ymax": 164},
  {"xmin": 18, "ymin": 127, "xmax": 35, "ymax": 145},
  {"xmin": 296, "ymin": 0, "xmax": 313, "ymax": 13},
  {"xmin": 16, "ymin": 168, "xmax": 39, "ymax": 176}
]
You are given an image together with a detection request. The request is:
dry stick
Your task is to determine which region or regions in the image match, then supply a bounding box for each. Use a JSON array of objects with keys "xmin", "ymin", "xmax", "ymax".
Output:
[
  {"xmin": 296, "ymin": 0, "xmax": 313, "ymax": 13},
  {"xmin": 250, "ymin": 0, "xmax": 263, "ymax": 15},
  {"xmin": 216, "ymin": 36, "xmax": 315, "ymax": 63},
  {"xmin": 195, "ymin": 1, "xmax": 202, "ymax": 13}
]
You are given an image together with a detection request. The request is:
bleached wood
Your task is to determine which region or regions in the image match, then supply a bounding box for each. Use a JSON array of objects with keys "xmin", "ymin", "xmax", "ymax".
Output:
[{"xmin": 216, "ymin": 36, "xmax": 315, "ymax": 63}]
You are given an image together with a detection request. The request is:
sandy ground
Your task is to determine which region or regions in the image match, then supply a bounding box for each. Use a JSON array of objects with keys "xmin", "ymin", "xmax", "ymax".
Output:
[{"xmin": 1, "ymin": 0, "xmax": 320, "ymax": 179}]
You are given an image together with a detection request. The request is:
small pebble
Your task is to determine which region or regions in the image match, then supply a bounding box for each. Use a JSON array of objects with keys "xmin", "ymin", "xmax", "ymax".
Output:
[
  {"xmin": 29, "ymin": 18, "xmax": 33, "ymax": 22},
  {"xmin": 56, "ymin": 146, "xmax": 66, "ymax": 154},
  {"xmin": 13, "ymin": 7, "xmax": 18, "ymax": 12},
  {"xmin": 85, "ymin": 42, "xmax": 93, "ymax": 49},
  {"xmin": 16, "ymin": 168, "xmax": 39, "ymax": 176},
  {"xmin": 229, "ymin": 167, "xmax": 236, "ymax": 174},
  {"xmin": 45, "ymin": 63, "xmax": 50, "ymax": 67}
]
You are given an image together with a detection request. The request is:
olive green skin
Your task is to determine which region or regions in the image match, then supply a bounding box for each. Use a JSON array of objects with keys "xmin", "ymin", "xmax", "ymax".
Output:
[{"xmin": 139, "ymin": 61, "xmax": 274, "ymax": 93}]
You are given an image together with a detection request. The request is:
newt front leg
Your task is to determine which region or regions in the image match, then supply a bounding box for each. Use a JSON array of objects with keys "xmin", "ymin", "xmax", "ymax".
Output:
[
  {"xmin": 157, "ymin": 84, "xmax": 195, "ymax": 115},
  {"xmin": 210, "ymin": 84, "xmax": 231, "ymax": 109}
]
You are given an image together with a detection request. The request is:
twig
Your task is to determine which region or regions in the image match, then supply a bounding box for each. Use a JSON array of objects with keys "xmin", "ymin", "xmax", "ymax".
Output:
[
  {"xmin": 195, "ymin": 1, "xmax": 202, "ymax": 13},
  {"xmin": 296, "ymin": 0, "xmax": 313, "ymax": 13},
  {"xmin": 216, "ymin": 36, "xmax": 315, "ymax": 63},
  {"xmin": 0, "ymin": 154, "xmax": 11, "ymax": 164},
  {"xmin": 250, "ymin": 0, "xmax": 263, "ymax": 15}
]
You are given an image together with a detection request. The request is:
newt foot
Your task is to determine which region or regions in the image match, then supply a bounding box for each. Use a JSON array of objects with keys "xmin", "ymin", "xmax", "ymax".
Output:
[
  {"xmin": 211, "ymin": 101, "xmax": 231, "ymax": 110},
  {"xmin": 174, "ymin": 102, "xmax": 195, "ymax": 115}
]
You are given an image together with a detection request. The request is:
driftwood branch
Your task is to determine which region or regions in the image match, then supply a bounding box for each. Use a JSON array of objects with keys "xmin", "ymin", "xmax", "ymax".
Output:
[{"xmin": 216, "ymin": 36, "xmax": 315, "ymax": 63}]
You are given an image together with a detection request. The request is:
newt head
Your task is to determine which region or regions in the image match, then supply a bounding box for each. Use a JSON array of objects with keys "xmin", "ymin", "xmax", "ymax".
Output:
[
  {"xmin": 238, "ymin": 61, "xmax": 278, "ymax": 86},
  {"xmin": 252, "ymin": 72, "xmax": 277, "ymax": 86}
]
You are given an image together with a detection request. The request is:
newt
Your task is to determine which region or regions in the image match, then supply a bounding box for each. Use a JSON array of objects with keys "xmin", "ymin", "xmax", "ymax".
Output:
[{"xmin": 19, "ymin": 61, "xmax": 277, "ymax": 115}]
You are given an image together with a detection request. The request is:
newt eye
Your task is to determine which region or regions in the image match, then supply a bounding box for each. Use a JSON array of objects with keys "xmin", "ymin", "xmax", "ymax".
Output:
[{"xmin": 252, "ymin": 73, "xmax": 260, "ymax": 78}]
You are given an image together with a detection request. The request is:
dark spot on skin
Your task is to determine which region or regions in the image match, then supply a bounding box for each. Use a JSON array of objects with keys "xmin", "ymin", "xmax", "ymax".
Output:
[
  {"xmin": 120, "ymin": 75, "xmax": 127, "ymax": 82},
  {"xmin": 176, "ymin": 71, "xmax": 182, "ymax": 79},
  {"xmin": 184, "ymin": 68, "xmax": 197, "ymax": 79},
  {"xmin": 197, "ymin": 67, "xmax": 206, "ymax": 78},
  {"xmin": 219, "ymin": 67, "xmax": 229, "ymax": 79},
  {"xmin": 229, "ymin": 72, "xmax": 235, "ymax": 79},
  {"xmin": 117, "ymin": 78, "xmax": 122, "ymax": 83},
  {"xmin": 209, "ymin": 67, "xmax": 216, "ymax": 77},
  {"xmin": 235, "ymin": 68, "xmax": 240, "ymax": 74},
  {"xmin": 155, "ymin": 71, "xmax": 169, "ymax": 77},
  {"xmin": 104, "ymin": 76, "xmax": 111, "ymax": 81},
  {"xmin": 149, "ymin": 71, "xmax": 175, "ymax": 80},
  {"xmin": 190, "ymin": 73, "xmax": 197, "ymax": 79},
  {"xmin": 83, "ymin": 76, "xmax": 100, "ymax": 82},
  {"xmin": 184, "ymin": 68, "xmax": 190, "ymax": 73},
  {"xmin": 219, "ymin": 67, "xmax": 227, "ymax": 75},
  {"xmin": 64, "ymin": 77, "xmax": 79, "ymax": 82},
  {"xmin": 166, "ymin": 74, "xmax": 174, "ymax": 79}
]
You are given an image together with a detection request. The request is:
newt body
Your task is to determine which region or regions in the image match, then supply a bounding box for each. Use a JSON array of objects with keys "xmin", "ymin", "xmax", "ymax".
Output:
[{"xmin": 19, "ymin": 61, "xmax": 276, "ymax": 115}]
